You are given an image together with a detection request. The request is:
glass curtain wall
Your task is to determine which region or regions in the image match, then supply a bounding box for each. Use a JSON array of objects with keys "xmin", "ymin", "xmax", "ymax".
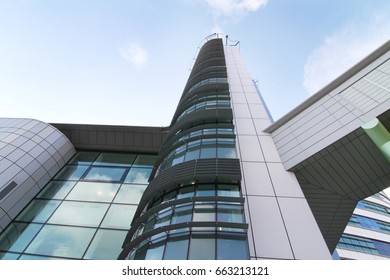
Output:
[{"xmin": 0, "ymin": 151, "xmax": 156, "ymax": 260}]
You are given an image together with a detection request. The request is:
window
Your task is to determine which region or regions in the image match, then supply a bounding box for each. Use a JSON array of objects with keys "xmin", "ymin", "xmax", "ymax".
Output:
[{"xmin": 0, "ymin": 151, "xmax": 157, "ymax": 260}]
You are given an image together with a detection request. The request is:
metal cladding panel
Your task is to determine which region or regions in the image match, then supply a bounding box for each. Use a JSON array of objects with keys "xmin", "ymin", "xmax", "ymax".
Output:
[{"xmin": 0, "ymin": 118, "xmax": 76, "ymax": 234}]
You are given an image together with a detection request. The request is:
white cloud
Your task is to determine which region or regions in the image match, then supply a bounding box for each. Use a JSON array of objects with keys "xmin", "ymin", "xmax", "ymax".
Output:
[
  {"xmin": 303, "ymin": 12, "xmax": 390, "ymax": 95},
  {"xmin": 201, "ymin": 0, "xmax": 267, "ymax": 33},
  {"xmin": 204, "ymin": 0, "xmax": 267, "ymax": 17},
  {"xmin": 120, "ymin": 42, "xmax": 149, "ymax": 68}
]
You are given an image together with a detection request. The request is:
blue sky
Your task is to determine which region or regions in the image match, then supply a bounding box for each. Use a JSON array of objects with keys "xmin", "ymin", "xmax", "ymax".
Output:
[{"xmin": 1, "ymin": 0, "xmax": 390, "ymax": 127}]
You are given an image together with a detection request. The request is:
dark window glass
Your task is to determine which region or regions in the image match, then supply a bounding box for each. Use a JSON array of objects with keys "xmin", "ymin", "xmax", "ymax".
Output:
[
  {"xmin": 134, "ymin": 242, "xmax": 148, "ymax": 260},
  {"xmin": 133, "ymin": 155, "xmax": 157, "ymax": 168},
  {"xmin": 93, "ymin": 153, "xmax": 136, "ymax": 167},
  {"xmin": 217, "ymin": 233, "xmax": 249, "ymax": 260},
  {"xmin": 145, "ymin": 239, "xmax": 165, "ymax": 260},
  {"xmin": 217, "ymin": 205, "xmax": 244, "ymax": 223},
  {"xmin": 217, "ymin": 184, "xmax": 240, "ymax": 197},
  {"xmin": 163, "ymin": 235, "xmax": 189, "ymax": 260},
  {"xmin": 177, "ymin": 186, "xmax": 195, "ymax": 200},
  {"xmin": 172, "ymin": 206, "xmax": 193, "ymax": 224},
  {"xmin": 36, "ymin": 181, "xmax": 76, "ymax": 200},
  {"xmin": 68, "ymin": 152, "xmax": 99, "ymax": 165},
  {"xmin": 0, "ymin": 223, "xmax": 42, "ymax": 252},
  {"xmin": 193, "ymin": 204, "xmax": 216, "ymax": 222},
  {"xmin": 185, "ymin": 140, "xmax": 201, "ymax": 161},
  {"xmin": 15, "ymin": 199, "xmax": 60, "ymax": 223},
  {"xmin": 197, "ymin": 185, "xmax": 216, "ymax": 197},
  {"xmin": 200, "ymin": 138, "xmax": 217, "ymax": 158},
  {"xmin": 0, "ymin": 252, "xmax": 20, "ymax": 260},
  {"xmin": 54, "ymin": 165, "xmax": 89, "ymax": 181},
  {"xmin": 217, "ymin": 138, "xmax": 236, "ymax": 158},
  {"xmin": 188, "ymin": 233, "xmax": 215, "ymax": 260},
  {"xmin": 172, "ymin": 146, "xmax": 186, "ymax": 166}
]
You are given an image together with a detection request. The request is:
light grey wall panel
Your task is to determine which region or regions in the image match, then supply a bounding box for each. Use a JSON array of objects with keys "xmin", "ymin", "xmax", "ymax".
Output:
[
  {"xmin": 0, "ymin": 118, "xmax": 76, "ymax": 234},
  {"xmin": 278, "ymin": 197, "xmax": 331, "ymax": 259},
  {"xmin": 247, "ymin": 196, "xmax": 294, "ymax": 259},
  {"xmin": 267, "ymin": 52, "xmax": 390, "ymax": 170},
  {"xmin": 225, "ymin": 45, "xmax": 331, "ymax": 259},
  {"xmin": 241, "ymin": 162, "xmax": 274, "ymax": 196}
]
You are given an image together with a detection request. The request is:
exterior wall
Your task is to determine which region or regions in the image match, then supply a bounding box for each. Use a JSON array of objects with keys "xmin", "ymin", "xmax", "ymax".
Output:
[
  {"xmin": 0, "ymin": 118, "xmax": 75, "ymax": 233},
  {"xmin": 336, "ymin": 193, "xmax": 390, "ymax": 260},
  {"xmin": 224, "ymin": 45, "xmax": 331, "ymax": 259},
  {"xmin": 267, "ymin": 45, "xmax": 390, "ymax": 170}
]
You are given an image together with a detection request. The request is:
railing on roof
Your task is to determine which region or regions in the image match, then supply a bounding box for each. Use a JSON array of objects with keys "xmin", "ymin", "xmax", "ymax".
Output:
[{"xmin": 188, "ymin": 33, "xmax": 240, "ymax": 72}]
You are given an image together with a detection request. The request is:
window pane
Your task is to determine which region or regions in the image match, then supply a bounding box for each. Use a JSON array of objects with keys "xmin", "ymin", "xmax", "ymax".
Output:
[
  {"xmin": 185, "ymin": 140, "xmax": 201, "ymax": 161},
  {"xmin": 0, "ymin": 223, "xmax": 42, "ymax": 252},
  {"xmin": 93, "ymin": 153, "xmax": 136, "ymax": 167},
  {"xmin": 133, "ymin": 155, "xmax": 157, "ymax": 167},
  {"xmin": 114, "ymin": 184, "xmax": 146, "ymax": 204},
  {"xmin": 37, "ymin": 181, "xmax": 76, "ymax": 200},
  {"xmin": 200, "ymin": 138, "xmax": 217, "ymax": 158},
  {"xmin": 188, "ymin": 234, "xmax": 215, "ymax": 260},
  {"xmin": 154, "ymin": 210, "xmax": 172, "ymax": 228},
  {"xmin": 193, "ymin": 204, "xmax": 216, "ymax": 222},
  {"xmin": 66, "ymin": 182, "xmax": 120, "ymax": 203},
  {"xmin": 177, "ymin": 186, "xmax": 194, "ymax": 199},
  {"xmin": 217, "ymin": 138, "xmax": 236, "ymax": 158},
  {"xmin": 25, "ymin": 225, "xmax": 95, "ymax": 259},
  {"xmin": 18, "ymin": 255, "xmax": 65, "ymax": 260},
  {"xmin": 84, "ymin": 167, "xmax": 126, "ymax": 182},
  {"xmin": 145, "ymin": 239, "xmax": 165, "ymax": 260},
  {"xmin": 0, "ymin": 252, "xmax": 20, "ymax": 260},
  {"xmin": 54, "ymin": 165, "xmax": 89, "ymax": 181},
  {"xmin": 217, "ymin": 184, "xmax": 240, "ymax": 197},
  {"xmin": 15, "ymin": 199, "xmax": 60, "ymax": 223},
  {"xmin": 84, "ymin": 229, "xmax": 127, "ymax": 260},
  {"xmin": 134, "ymin": 242, "xmax": 148, "ymax": 260},
  {"xmin": 172, "ymin": 206, "xmax": 193, "ymax": 224},
  {"xmin": 203, "ymin": 128, "xmax": 217, "ymax": 135},
  {"xmin": 101, "ymin": 204, "xmax": 137, "ymax": 229},
  {"xmin": 197, "ymin": 185, "xmax": 215, "ymax": 197},
  {"xmin": 217, "ymin": 233, "xmax": 249, "ymax": 260},
  {"xmin": 163, "ymin": 235, "xmax": 189, "ymax": 260},
  {"xmin": 124, "ymin": 167, "xmax": 152, "ymax": 184},
  {"xmin": 68, "ymin": 152, "xmax": 99, "ymax": 165},
  {"xmin": 217, "ymin": 205, "xmax": 244, "ymax": 223},
  {"xmin": 48, "ymin": 201, "xmax": 109, "ymax": 227},
  {"xmin": 172, "ymin": 146, "xmax": 186, "ymax": 166}
]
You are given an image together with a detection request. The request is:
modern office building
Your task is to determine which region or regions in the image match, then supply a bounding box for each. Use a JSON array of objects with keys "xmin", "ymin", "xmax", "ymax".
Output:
[
  {"xmin": 0, "ymin": 35, "xmax": 390, "ymax": 260},
  {"xmin": 335, "ymin": 192, "xmax": 390, "ymax": 260}
]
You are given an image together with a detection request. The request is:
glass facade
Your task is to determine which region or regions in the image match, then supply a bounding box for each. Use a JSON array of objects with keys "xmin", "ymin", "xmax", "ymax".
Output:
[
  {"xmin": 159, "ymin": 137, "xmax": 236, "ymax": 171},
  {"xmin": 357, "ymin": 200, "xmax": 390, "ymax": 216},
  {"xmin": 348, "ymin": 214, "xmax": 390, "ymax": 234},
  {"xmin": 0, "ymin": 151, "xmax": 156, "ymax": 260},
  {"xmin": 337, "ymin": 234, "xmax": 390, "ymax": 257}
]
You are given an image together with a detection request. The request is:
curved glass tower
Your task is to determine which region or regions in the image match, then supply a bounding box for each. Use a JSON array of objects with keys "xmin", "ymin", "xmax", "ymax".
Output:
[{"xmin": 119, "ymin": 37, "xmax": 249, "ymax": 260}]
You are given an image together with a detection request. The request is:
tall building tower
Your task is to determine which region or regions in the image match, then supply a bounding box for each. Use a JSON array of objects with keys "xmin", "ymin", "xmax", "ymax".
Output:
[{"xmin": 118, "ymin": 35, "xmax": 330, "ymax": 260}]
